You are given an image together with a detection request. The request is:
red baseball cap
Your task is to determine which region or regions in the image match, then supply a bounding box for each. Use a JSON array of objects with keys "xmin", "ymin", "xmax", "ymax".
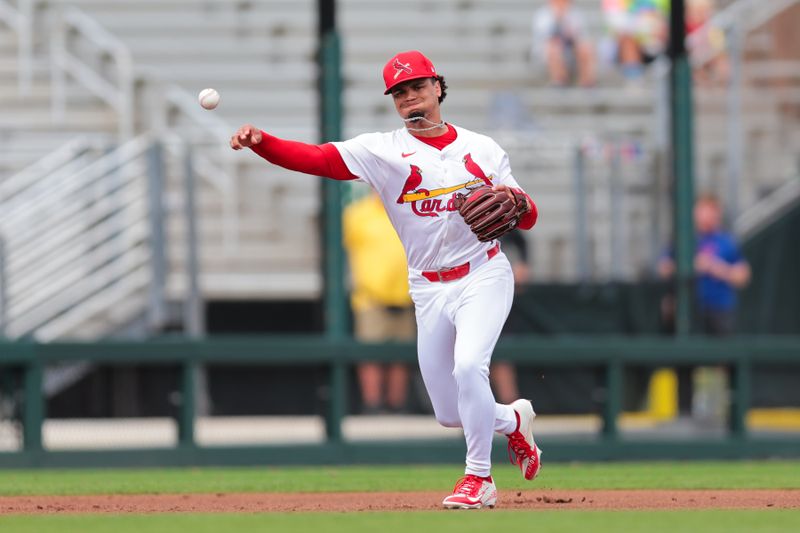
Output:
[{"xmin": 382, "ymin": 50, "xmax": 438, "ymax": 95}]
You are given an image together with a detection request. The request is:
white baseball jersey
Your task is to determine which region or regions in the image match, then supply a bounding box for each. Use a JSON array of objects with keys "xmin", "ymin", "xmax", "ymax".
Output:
[
  {"xmin": 333, "ymin": 123, "xmax": 532, "ymax": 479},
  {"xmin": 333, "ymin": 125, "xmax": 525, "ymax": 272}
]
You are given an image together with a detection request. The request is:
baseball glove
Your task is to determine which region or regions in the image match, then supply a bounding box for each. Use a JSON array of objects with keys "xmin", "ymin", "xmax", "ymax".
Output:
[{"xmin": 453, "ymin": 186, "xmax": 530, "ymax": 242}]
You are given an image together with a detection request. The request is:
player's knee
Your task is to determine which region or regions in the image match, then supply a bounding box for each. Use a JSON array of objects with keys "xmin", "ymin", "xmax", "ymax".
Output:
[
  {"xmin": 452, "ymin": 359, "xmax": 489, "ymax": 385},
  {"xmin": 435, "ymin": 412, "xmax": 461, "ymax": 428}
]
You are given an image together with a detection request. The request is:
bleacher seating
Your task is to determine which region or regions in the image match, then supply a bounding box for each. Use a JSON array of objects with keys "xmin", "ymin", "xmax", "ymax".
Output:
[{"xmin": 0, "ymin": 0, "xmax": 798, "ymax": 339}]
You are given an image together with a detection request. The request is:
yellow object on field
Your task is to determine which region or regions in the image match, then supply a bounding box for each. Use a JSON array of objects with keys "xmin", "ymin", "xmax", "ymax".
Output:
[
  {"xmin": 747, "ymin": 409, "xmax": 800, "ymax": 431},
  {"xmin": 647, "ymin": 368, "xmax": 678, "ymax": 420},
  {"xmin": 343, "ymin": 193, "xmax": 412, "ymax": 311}
]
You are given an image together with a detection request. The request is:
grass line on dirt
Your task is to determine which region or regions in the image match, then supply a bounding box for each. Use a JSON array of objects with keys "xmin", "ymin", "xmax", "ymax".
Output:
[{"xmin": 1, "ymin": 461, "xmax": 800, "ymax": 496}]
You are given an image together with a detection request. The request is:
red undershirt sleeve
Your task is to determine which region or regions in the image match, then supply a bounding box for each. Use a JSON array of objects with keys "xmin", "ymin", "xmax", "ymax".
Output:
[
  {"xmin": 512, "ymin": 188, "xmax": 538, "ymax": 230},
  {"xmin": 250, "ymin": 131, "xmax": 358, "ymax": 181}
]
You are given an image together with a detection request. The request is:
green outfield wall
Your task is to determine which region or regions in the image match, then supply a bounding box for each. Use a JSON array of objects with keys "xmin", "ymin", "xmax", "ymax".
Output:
[{"xmin": 0, "ymin": 336, "xmax": 799, "ymax": 468}]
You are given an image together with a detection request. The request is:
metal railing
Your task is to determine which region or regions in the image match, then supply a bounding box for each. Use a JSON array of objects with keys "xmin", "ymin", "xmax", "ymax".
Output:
[
  {"xmin": 0, "ymin": 2, "xmax": 237, "ymax": 340},
  {"xmin": 4, "ymin": 2, "xmax": 242, "ymax": 253},
  {"xmin": 0, "ymin": 137, "xmax": 104, "ymax": 341},
  {"xmin": 48, "ymin": 6, "xmax": 239, "ymax": 250},
  {"xmin": 0, "ymin": 135, "xmax": 109, "ymax": 203},
  {"xmin": 572, "ymin": 136, "xmax": 652, "ymax": 281},
  {"xmin": 0, "ymin": 136, "xmax": 159, "ymax": 340},
  {"xmin": 0, "ymin": 0, "xmax": 34, "ymax": 94},
  {"xmin": 0, "ymin": 232, "xmax": 6, "ymax": 338},
  {"xmin": 734, "ymin": 176, "xmax": 800, "ymax": 240},
  {"xmin": 151, "ymin": 135, "xmax": 207, "ymax": 339},
  {"xmin": 0, "ymin": 134, "xmax": 206, "ymax": 341},
  {"xmin": 50, "ymin": 6, "xmax": 135, "ymax": 140}
]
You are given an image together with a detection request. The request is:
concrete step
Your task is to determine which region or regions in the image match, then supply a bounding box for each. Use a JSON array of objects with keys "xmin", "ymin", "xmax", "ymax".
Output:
[
  {"xmin": 165, "ymin": 186, "xmax": 320, "ymax": 216},
  {"xmin": 341, "ymin": 35, "xmax": 531, "ymax": 62},
  {"xmin": 93, "ymin": 15, "xmax": 313, "ymax": 35},
  {"xmin": 168, "ymin": 270, "xmax": 320, "ymax": 300},
  {"xmin": 0, "ymin": 83, "xmax": 110, "ymax": 107},
  {"xmin": 168, "ymin": 244, "xmax": 318, "ymax": 271},
  {"xmin": 161, "ymin": 95, "xmax": 314, "ymax": 120},
  {"xmin": 166, "ymin": 217, "xmax": 285, "ymax": 240},
  {"xmin": 137, "ymin": 62, "xmax": 314, "ymax": 85},
  {"xmin": 0, "ymin": 108, "xmax": 118, "ymax": 130},
  {"xmin": 0, "ymin": 59, "xmax": 49, "ymax": 84},
  {"xmin": 339, "ymin": 9, "xmax": 541, "ymax": 34},
  {"xmin": 123, "ymin": 36, "xmax": 315, "ymax": 62},
  {"xmin": 75, "ymin": 3, "xmax": 313, "ymax": 19},
  {"xmin": 50, "ymin": 0, "xmax": 313, "ymax": 9},
  {"xmin": 168, "ymin": 115, "xmax": 316, "ymax": 143}
]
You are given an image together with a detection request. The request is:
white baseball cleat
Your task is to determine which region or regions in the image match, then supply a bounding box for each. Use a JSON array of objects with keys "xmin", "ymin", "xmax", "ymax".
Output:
[
  {"xmin": 506, "ymin": 399, "xmax": 543, "ymax": 481},
  {"xmin": 442, "ymin": 474, "xmax": 498, "ymax": 509}
]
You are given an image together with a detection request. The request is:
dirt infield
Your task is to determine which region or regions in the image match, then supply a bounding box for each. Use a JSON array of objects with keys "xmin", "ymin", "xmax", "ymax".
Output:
[{"xmin": 1, "ymin": 490, "xmax": 798, "ymax": 514}]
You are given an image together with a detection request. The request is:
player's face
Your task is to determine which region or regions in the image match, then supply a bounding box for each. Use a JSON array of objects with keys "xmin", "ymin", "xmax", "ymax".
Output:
[{"xmin": 390, "ymin": 78, "xmax": 441, "ymax": 120}]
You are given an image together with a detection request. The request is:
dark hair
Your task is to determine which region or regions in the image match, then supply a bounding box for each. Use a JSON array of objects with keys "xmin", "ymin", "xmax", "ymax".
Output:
[
  {"xmin": 435, "ymin": 75, "xmax": 448, "ymax": 103},
  {"xmin": 696, "ymin": 193, "xmax": 721, "ymax": 208}
]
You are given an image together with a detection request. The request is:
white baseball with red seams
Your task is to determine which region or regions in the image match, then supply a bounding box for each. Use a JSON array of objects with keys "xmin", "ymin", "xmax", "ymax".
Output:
[
  {"xmin": 198, "ymin": 88, "xmax": 220, "ymax": 110},
  {"xmin": 333, "ymin": 125, "xmax": 525, "ymax": 477}
]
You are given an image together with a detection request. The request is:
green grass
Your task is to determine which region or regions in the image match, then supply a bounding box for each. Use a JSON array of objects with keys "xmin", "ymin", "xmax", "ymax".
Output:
[
  {"xmin": 1, "ymin": 461, "xmax": 799, "ymax": 496},
  {"xmin": 1, "ymin": 510, "xmax": 799, "ymax": 533},
  {"xmin": 2, "ymin": 463, "xmax": 798, "ymax": 532}
]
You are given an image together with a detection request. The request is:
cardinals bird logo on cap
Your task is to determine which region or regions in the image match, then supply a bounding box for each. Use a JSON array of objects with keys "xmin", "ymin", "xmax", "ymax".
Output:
[{"xmin": 392, "ymin": 58, "xmax": 413, "ymax": 80}]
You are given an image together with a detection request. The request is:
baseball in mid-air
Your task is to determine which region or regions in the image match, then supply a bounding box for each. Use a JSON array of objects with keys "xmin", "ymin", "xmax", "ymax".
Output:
[{"xmin": 198, "ymin": 88, "xmax": 220, "ymax": 110}]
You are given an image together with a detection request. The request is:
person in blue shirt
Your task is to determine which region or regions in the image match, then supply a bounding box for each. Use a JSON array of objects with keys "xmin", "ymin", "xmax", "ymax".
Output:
[
  {"xmin": 658, "ymin": 194, "xmax": 751, "ymax": 418},
  {"xmin": 659, "ymin": 194, "xmax": 751, "ymax": 335}
]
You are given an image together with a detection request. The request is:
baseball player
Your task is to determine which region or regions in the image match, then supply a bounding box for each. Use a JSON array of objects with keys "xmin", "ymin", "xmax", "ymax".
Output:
[{"xmin": 231, "ymin": 50, "xmax": 541, "ymax": 509}]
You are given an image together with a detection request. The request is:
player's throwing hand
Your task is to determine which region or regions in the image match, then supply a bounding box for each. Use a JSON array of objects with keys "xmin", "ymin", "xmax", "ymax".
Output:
[{"xmin": 230, "ymin": 124, "xmax": 263, "ymax": 150}]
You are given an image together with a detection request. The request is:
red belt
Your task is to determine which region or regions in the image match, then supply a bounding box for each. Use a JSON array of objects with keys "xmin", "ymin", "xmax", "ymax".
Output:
[{"xmin": 421, "ymin": 244, "xmax": 500, "ymax": 283}]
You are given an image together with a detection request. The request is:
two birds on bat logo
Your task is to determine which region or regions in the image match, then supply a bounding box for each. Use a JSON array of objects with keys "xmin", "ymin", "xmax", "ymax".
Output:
[
  {"xmin": 396, "ymin": 154, "xmax": 493, "ymax": 218},
  {"xmin": 392, "ymin": 59, "xmax": 413, "ymax": 80}
]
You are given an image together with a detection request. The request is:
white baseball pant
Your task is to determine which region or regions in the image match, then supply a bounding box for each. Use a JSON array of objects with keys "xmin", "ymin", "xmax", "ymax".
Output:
[{"xmin": 409, "ymin": 252, "xmax": 518, "ymax": 477}]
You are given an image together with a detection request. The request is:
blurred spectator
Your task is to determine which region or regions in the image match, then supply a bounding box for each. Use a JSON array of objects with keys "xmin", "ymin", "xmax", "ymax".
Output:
[
  {"xmin": 685, "ymin": 0, "xmax": 714, "ymax": 35},
  {"xmin": 343, "ymin": 193, "xmax": 413, "ymax": 414},
  {"xmin": 686, "ymin": 0, "xmax": 729, "ymax": 85},
  {"xmin": 658, "ymin": 194, "xmax": 751, "ymax": 335},
  {"xmin": 532, "ymin": 0, "xmax": 596, "ymax": 87},
  {"xmin": 492, "ymin": 231, "xmax": 532, "ymax": 404},
  {"xmin": 658, "ymin": 194, "xmax": 751, "ymax": 421},
  {"xmin": 602, "ymin": 0, "xmax": 669, "ymax": 81}
]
